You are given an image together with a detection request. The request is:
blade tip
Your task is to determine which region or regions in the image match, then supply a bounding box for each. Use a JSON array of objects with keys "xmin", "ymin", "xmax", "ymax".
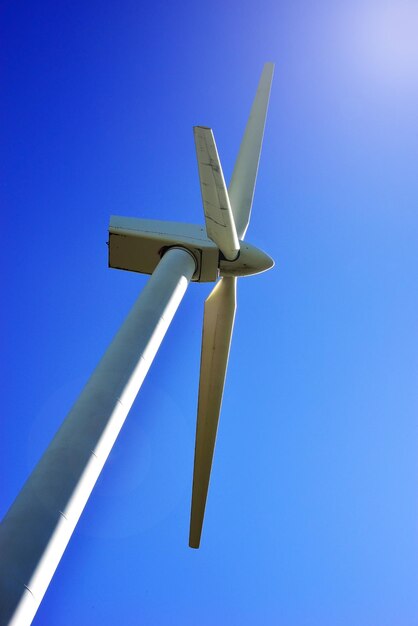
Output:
[{"xmin": 189, "ymin": 536, "xmax": 201, "ymax": 549}]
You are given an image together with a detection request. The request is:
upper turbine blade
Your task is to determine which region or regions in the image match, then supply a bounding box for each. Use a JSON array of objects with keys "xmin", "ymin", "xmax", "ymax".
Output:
[
  {"xmin": 194, "ymin": 126, "xmax": 240, "ymax": 261},
  {"xmin": 228, "ymin": 62, "xmax": 274, "ymax": 240},
  {"xmin": 189, "ymin": 276, "xmax": 237, "ymax": 548}
]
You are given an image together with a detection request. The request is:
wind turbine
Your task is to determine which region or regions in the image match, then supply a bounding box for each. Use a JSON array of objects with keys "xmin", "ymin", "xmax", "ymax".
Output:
[{"xmin": 0, "ymin": 63, "xmax": 274, "ymax": 625}]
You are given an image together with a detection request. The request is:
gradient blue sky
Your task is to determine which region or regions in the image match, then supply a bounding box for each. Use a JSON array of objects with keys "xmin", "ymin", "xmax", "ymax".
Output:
[{"xmin": 1, "ymin": 0, "xmax": 418, "ymax": 624}]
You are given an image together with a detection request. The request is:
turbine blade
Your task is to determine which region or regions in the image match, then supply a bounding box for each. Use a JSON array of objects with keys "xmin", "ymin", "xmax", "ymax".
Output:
[
  {"xmin": 189, "ymin": 276, "xmax": 237, "ymax": 548},
  {"xmin": 194, "ymin": 126, "xmax": 240, "ymax": 261},
  {"xmin": 228, "ymin": 62, "xmax": 274, "ymax": 240}
]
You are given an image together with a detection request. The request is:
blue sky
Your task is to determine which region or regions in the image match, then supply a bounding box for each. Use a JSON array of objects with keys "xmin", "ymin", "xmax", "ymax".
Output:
[{"xmin": 1, "ymin": 0, "xmax": 418, "ymax": 624}]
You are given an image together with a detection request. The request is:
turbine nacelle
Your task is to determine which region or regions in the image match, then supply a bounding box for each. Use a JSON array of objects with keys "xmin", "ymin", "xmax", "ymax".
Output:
[{"xmin": 108, "ymin": 216, "xmax": 274, "ymax": 281}]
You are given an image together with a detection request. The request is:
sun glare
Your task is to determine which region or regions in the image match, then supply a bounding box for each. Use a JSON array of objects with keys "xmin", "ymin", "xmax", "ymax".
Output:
[{"xmin": 346, "ymin": 1, "xmax": 418, "ymax": 90}]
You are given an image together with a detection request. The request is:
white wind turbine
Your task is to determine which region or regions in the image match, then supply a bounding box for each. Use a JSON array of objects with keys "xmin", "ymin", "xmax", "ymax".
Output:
[{"xmin": 0, "ymin": 63, "xmax": 274, "ymax": 625}]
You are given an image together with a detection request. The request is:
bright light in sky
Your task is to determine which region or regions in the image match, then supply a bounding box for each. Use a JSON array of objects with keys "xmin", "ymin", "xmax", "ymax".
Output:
[{"xmin": 343, "ymin": 1, "xmax": 418, "ymax": 89}]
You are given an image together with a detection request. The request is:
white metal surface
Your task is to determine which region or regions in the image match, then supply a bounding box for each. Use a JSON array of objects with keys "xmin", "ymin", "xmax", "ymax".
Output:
[
  {"xmin": 109, "ymin": 216, "xmax": 219, "ymax": 282},
  {"xmin": 219, "ymin": 241, "xmax": 274, "ymax": 277},
  {"xmin": 228, "ymin": 62, "xmax": 274, "ymax": 239},
  {"xmin": 0, "ymin": 248, "xmax": 196, "ymax": 626},
  {"xmin": 193, "ymin": 126, "xmax": 240, "ymax": 260},
  {"xmin": 189, "ymin": 277, "xmax": 236, "ymax": 548},
  {"xmin": 109, "ymin": 216, "xmax": 273, "ymax": 281}
]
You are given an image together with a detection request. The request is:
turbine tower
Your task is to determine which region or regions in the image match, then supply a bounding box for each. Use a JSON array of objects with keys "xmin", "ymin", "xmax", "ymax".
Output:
[{"xmin": 0, "ymin": 63, "xmax": 274, "ymax": 625}]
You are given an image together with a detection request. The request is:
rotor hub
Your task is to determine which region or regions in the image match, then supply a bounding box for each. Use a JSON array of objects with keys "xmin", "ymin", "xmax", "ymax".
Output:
[{"xmin": 219, "ymin": 241, "xmax": 274, "ymax": 277}]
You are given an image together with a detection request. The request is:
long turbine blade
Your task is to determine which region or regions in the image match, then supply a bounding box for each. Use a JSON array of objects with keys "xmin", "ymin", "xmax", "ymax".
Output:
[
  {"xmin": 194, "ymin": 126, "xmax": 240, "ymax": 260},
  {"xmin": 189, "ymin": 276, "xmax": 237, "ymax": 548},
  {"xmin": 228, "ymin": 62, "xmax": 274, "ymax": 240}
]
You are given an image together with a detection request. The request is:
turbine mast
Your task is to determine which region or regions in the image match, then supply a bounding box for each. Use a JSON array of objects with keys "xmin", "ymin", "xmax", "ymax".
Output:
[{"xmin": 0, "ymin": 248, "xmax": 196, "ymax": 626}]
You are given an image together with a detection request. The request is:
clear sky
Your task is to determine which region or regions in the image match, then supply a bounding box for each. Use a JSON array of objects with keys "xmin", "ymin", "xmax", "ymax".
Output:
[{"xmin": 1, "ymin": 0, "xmax": 417, "ymax": 624}]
